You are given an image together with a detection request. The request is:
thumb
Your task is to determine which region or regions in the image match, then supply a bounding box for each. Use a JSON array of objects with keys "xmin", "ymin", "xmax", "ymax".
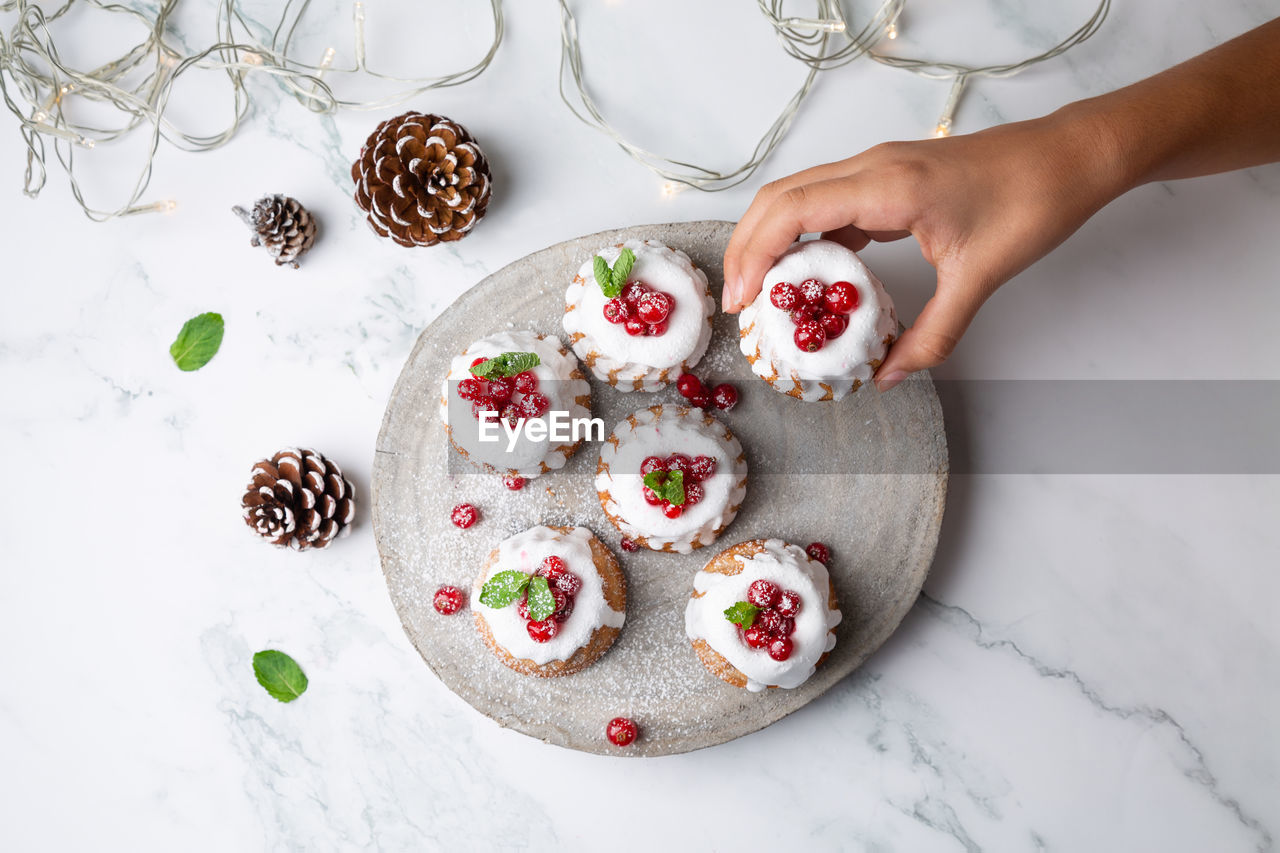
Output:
[{"xmin": 874, "ymin": 278, "xmax": 985, "ymax": 391}]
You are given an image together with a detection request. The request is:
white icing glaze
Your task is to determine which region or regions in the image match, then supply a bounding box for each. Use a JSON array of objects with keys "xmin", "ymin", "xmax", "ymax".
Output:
[
  {"xmin": 738, "ymin": 239, "xmax": 897, "ymax": 401},
  {"xmin": 685, "ymin": 539, "xmax": 841, "ymax": 692},
  {"xmin": 563, "ymin": 240, "xmax": 715, "ymax": 391},
  {"xmin": 470, "ymin": 526, "xmax": 625, "ymax": 666},
  {"xmin": 440, "ymin": 331, "xmax": 590, "ymax": 478},
  {"xmin": 596, "ymin": 406, "xmax": 747, "ymax": 554}
]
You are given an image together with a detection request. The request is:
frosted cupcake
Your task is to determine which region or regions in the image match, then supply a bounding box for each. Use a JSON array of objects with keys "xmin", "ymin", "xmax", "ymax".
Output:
[
  {"xmin": 596, "ymin": 405, "xmax": 748, "ymax": 554},
  {"xmin": 472, "ymin": 525, "xmax": 626, "ymax": 677},
  {"xmin": 738, "ymin": 239, "xmax": 897, "ymax": 401},
  {"xmin": 685, "ymin": 539, "xmax": 841, "ymax": 692},
  {"xmin": 563, "ymin": 239, "xmax": 715, "ymax": 391},
  {"xmin": 440, "ymin": 331, "xmax": 590, "ymax": 479}
]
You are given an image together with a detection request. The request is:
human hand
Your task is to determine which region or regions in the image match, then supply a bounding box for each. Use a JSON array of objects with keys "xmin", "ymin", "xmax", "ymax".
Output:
[{"xmin": 722, "ymin": 109, "xmax": 1125, "ymax": 390}]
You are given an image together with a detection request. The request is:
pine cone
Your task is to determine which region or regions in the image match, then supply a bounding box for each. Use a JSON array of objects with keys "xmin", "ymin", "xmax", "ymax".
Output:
[
  {"xmin": 242, "ymin": 448, "xmax": 355, "ymax": 550},
  {"xmin": 351, "ymin": 112, "xmax": 492, "ymax": 247},
  {"xmin": 233, "ymin": 194, "xmax": 317, "ymax": 268}
]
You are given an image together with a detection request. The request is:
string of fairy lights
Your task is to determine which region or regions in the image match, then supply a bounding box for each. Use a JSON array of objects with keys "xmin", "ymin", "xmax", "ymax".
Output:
[{"xmin": 0, "ymin": 0, "xmax": 1108, "ymax": 220}]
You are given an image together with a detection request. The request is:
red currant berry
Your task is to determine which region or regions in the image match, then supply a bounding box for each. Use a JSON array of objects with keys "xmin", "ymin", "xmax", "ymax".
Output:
[
  {"xmin": 540, "ymin": 555, "xmax": 567, "ymax": 578},
  {"xmin": 642, "ymin": 486, "xmax": 663, "ymax": 506},
  {"xmin": 663, "ymin": 503, "xmax": 684, "ymax": 519},
  {"xmin": 770, "ymin": 282, "xmax": 800, "ymax": 311},
  {"xmin": 711, "ymin": 383, "xmax": 738, "ymax": 411},
  {"xmin": 470, "ymin": 357, "xmax": 486, "ymax": 369},
  {"xmin": 666, "ymin": 453, "xmax": 695, "ymax": 480},
  {"xmin": 513, "ymin": 371, "xmax": 539, "ymax": 394},
  {"xmin": 684, "ymin": 482, "xmax": 704, "ymax": 506},
  {"xmin": 450, "ymin": 504, "xmax": 478, "ymax": 529},
  {"xmin": 553, "ymin": 595, "xmax": 574, "ymax": 623},
  {"xmin": 640, "ymin": 455, "xmax": 666, "ymax": 475},
  {"xmin": 790, "ymin": 304, "xmax": 819, "ymax": 324},
  {"xmin": 487, "ymin": 377, "xmax": 513, "ymax": 403},
  {"xmin": 516, "ymin": 595, "xmax": 530, "ymax": 620},
  {"xmin": 778, "ymin": 616, "xmax": 796, "ymax": 637},
  {"xmin": 743, "ymin": 625, "xmax": 770, "ymax": 649},
  {"xmin": 620, "ymin": 537, "xmax": 641, "ymax": 553},
  {"xmin": 747, "ymin": 579, "xmax": 780, "ymax": 608},
  {"xmin": 636, "ymin": 291, "xmax": 674, "ymax": 324},
  {"xmin": 471, "ymin": 397, "xmax": 498, "ymax": 421},
  {"xmin": 500, "ymin": 404, "xmax": 521, "ymax": 427},
  {"xmin": 690, "ymin": 390, "xmax": 713, "ymax": 409},
  {"xmin": 794, "ymin": 320, "xmax": 826, "ymax": 352},
  {"xmin": 503, "ymin": 475, "xmax": 526, "ymax": 491},
  {"xmin": 776, "ymin": 589, "xmax": 802, "ymax": 617},
  {"xmin": 551, "ymin": 587, "xmax": 568, "ymax": 614},
  {"xmin": 519, "ymin": 392, "xmax": 551, "ymax": 418},
  {"xmin": 554, "ymin": 571, "xmax": 582, "ymax": 595},
  {"xmin": 606, "ymin": 717, "xmax": 638, "ymax": 747},
  {"xmin": 768, "ymin": 637, "xmax": 794, "ymax": 661},
  {"xmin": 690, "ymin": 455, "xmax": 717, "ymax": 481},
  {"xmin": 823, "ymin": 280, "xmax": 859, "ymax": 314},
  {"xmin": 806, "ymin": 542, "xmax": 830, "ymax": 564},
  {"xmin": 647, "ymin": 320, "xmax": 668, "ymax": 337},
  {"xmin": 620, "ymin": 282, "xmax": 649, "ymax": 303},
  {"xmin": 527, "ymin": 618, "xmax": 559, "ymax": 643},
  {"xmin": 799, "ymin": 278, "xmax": 826, "ymax": 305},
  {"xmin": 756, "ymin": 608, "xmax": 783, "ymax": 635},
  {"xmin": 820, "ymin": 312, "xmax": 848, "ymax": 339},
  {"xmin": 602, "ymin": 298, "xmax": 630, "ymax": 324},
  {"xmin": 624, "ymin": 318, "xmax": 648, "ymax": 337},
  {"xmin": 433, "ymin": 585, "xmax": 464, "ymax": 615},
  {"xmin": 676, "ymin": 372, "xmax": 704, "ymax": 399},
  {"xmin": 457, "ymin": 377, "xmax": 482, "ymax": 401}
]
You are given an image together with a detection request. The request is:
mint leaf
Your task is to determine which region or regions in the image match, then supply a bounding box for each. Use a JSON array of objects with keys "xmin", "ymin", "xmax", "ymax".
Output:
[
  {"xmin": 611, "ymin": 248, "xmax": 636, "ymax": 293},
  {"xmin": 643, "ymin": 469, "xmax": 686, "ymax": 506},
  {"xmin": 723, "ymin": 602, "xmax": 761, "ymax": 630},
  {"xmin": 253, "ymin": 649, "xmax": 308, "ymax": 703},
  {"xmin": 479, "ymin": 570, "xmax": 530, "ymax": 608},
  {"xmin": 593, "ymin": 255, "xmax": 611, "ymax": 292},
  {"xmin": 470, "ymin": 351, "xmax": 541, "ymax": 379},
  {"xmin": 527, "ymin": 575, "xmax": 556, "ymax": 621},
  {"xmin": 170, "ymin": 312, "xmax": 224, "ymax": 371}
]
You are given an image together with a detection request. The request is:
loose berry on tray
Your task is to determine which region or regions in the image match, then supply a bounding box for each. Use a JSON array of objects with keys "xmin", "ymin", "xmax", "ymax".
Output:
[
  {"xmin": 690, "ymin": 390, "xmax": 713, "ymax": 409},
  {"xmin": 748, "ymin": 579, "xmax": 780, "ymax": 608},
  {"xmin": 450, "ymin": 503, "xmax": 478, "ymax": 529},
  {"xmin": 770, "ymin": 281, "xmax": 799, "ymax": 310},
  {"xmin": 794, "ymin": 320, "xmax": 826, "ymax": 352},
  {"xmin": 606, "ymin": 716, "xmax": 638, "ymax": 747},
  {"xmin": 527, "ymin": 618, "xmax": 559, "ymax": 643},
  {"xmin": 433, "ymin": 586, "xmax": 464, "ymax": 615},
  {"xmin": 776, "ymin": 589, "xmax": 802, "ymax": 617},
  {"xmin": 503, "ymin": 475, "xmax": 526, "ymax": 491},
  {"xmin": 676, "ymin": 372, "xmax": 704, "ymax": 399},
  {"xmin": 768, "ymin": 637, "xmax": 794, "ymax": 662},
  {"xmin": 806, "ymin": 542, "xmax": 830, "ymax": 564},
  {"xmin": 620, "ymin": 537, "xmax": 641, "ymax": 553},
  {"xmin": 711, "ymin": 383, "xmax": 738, "ymax": 411},
  {"xmin": 690, "ymin": 455, "xmax": 717, "ymax": 480},
  {"xmin": 799, "ymin": 278, "xmax": 826, "ymax": 305},
  {"xmin": 823, "ymin": 280, "xmax": 859, "ymax": 314}
]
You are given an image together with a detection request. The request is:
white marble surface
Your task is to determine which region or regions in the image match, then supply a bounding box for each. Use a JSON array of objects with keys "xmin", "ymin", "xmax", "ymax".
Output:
[{"xmin": 2, "ymin": 0, "xmax": 1278, "ymax": 850}]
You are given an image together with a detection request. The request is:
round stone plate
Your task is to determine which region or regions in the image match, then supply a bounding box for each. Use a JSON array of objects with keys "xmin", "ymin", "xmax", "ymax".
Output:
[{"xmin": 372, "ymin": 221, "xmax": 947, "ymax": 756}]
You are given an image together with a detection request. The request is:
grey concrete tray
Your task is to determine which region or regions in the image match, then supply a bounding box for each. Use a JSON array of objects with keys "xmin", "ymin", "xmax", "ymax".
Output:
[{"xmin": 372, "ymin": 221, "xmax": 948, "ymax": 756}]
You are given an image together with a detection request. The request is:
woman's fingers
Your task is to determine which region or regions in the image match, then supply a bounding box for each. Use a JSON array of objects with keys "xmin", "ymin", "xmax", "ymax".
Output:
[{"xmin": 873, "ymin": 278, "xmax": 986, "ymax": 391}]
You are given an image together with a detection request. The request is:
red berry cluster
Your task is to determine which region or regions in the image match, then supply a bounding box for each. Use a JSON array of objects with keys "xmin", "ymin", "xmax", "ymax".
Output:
[
  {"xmin": 603, "ymin": 281, "xmax": 675, "ymax": 337},
  {"xmin": 457, "ymin": 359, "xmax": 550, "ymax": 423},
  {"xmin": 741, "ymin": 579, "xmax": 803, "ymax": 661},
  {"xmin": 518, "ymin": 556, "xmax": 582, "ymax": 643},
  {"xmin": 433, "ymin": 585, "xmax": 465, "ymax": 615},
  {"xmin": 640, "ymin": 453, "xmax": 716, "ymax": 519},
  {"xmin": 606, "ymin": 716, "xmax": 638, "ymax": 747},
  {"xmin": 769, "ymin": 278, "xmax": 860, "ymax": 353},
  {"xmin": 676, "ymin": 373, "xmax": 737, "ymax": 411}
]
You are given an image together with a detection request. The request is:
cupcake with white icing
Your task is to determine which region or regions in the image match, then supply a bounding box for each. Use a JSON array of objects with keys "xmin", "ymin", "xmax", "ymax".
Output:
[
  {"xmin": 564, "ymin": 239, "xmax": 715, "ymax": 391},
  {"xmin": 472, "ymin": 525, "xmax": 626, "ymax": 677},
  {"xmin": 596, "ymin": 405, "xmax": 748, "ymax": 554},
  {"xmin": 441, "ymin": 331, "xmax": 591, "ymax": 479},
  {"xmin": 739, "ymin": 239, "xmax": 897, "ymax": 402},
  {"xmin": 685, "ymin": 539, "xmax": 841, "ymax": 692}
]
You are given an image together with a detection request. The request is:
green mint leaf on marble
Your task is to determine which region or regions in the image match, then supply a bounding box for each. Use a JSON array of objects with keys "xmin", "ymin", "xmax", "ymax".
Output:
[
  {"xmin": 479, "ymin": 570, "xmax": 531, "ymax": 608},
  {"xmin": 643, "ymin": 469, "xmax": 685, "ymax": 506},
  {"xmin": 169, "ymin": 312, "xmax": 224, "ymax": 371},
  {"xmin": 470, "ymin": 351, "xmax": 541, "ymax": 379},
  {"xmin": 252, "ymin": 649, "xmax": 308, "ymax": 703},
  {"xmin": 592, "ymin": 248, "xmax": 635, "ymax": 298},
  {"xmin": 723, "ymin": 602, "xmax": 761, "ymax": 630},
  {"xmin": 527, "ymin": 575, "xmax": 556, "ymax": 622}
]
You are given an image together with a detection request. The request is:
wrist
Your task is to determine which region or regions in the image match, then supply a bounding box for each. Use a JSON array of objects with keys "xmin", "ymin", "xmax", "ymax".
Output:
[{"xmin": 1040, "ymin": 100, "xmax": 1141, "ymax": 203}]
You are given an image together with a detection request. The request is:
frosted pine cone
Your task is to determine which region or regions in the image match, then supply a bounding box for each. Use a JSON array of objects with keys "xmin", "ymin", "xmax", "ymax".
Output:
[
  {"xmin": 232, "ymin": 194, "xmax": 317, "ymax": 268},
  {"xmin": 242, "ymin": 448, "xmax": 355, "ymax": 550},
  {"xmin": 350, "ymin": 112, "xmax": 492, "ymax": 247}
]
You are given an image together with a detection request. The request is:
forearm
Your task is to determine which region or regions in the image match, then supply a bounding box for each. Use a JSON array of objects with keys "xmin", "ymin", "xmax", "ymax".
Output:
[{"xmin": 1060, "ymin": 17, "xmax": 1280, "ymax": 192}]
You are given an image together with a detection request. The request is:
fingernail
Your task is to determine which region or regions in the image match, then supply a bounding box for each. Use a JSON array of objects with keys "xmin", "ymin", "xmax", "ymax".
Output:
[
  {"xmin": 724, "ymin": 276, "xmax": 742, "ymax": 311},
  {"xmin": 875, "ymin": 370, "xmax": 908, "ymax": 393}
]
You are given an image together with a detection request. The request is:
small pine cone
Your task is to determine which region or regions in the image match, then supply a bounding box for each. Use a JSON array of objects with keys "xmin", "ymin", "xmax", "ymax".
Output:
[
  {"xmin": 242, "ymin": 448, "xmax": 355, "ymax": 550},
  {"xmin": 351, "ymin": 112, "xmax": 492, "ymax": 247},
  {"xmin": 233, "ymin": 194, "xmax": 318, "ymax": 268}
]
